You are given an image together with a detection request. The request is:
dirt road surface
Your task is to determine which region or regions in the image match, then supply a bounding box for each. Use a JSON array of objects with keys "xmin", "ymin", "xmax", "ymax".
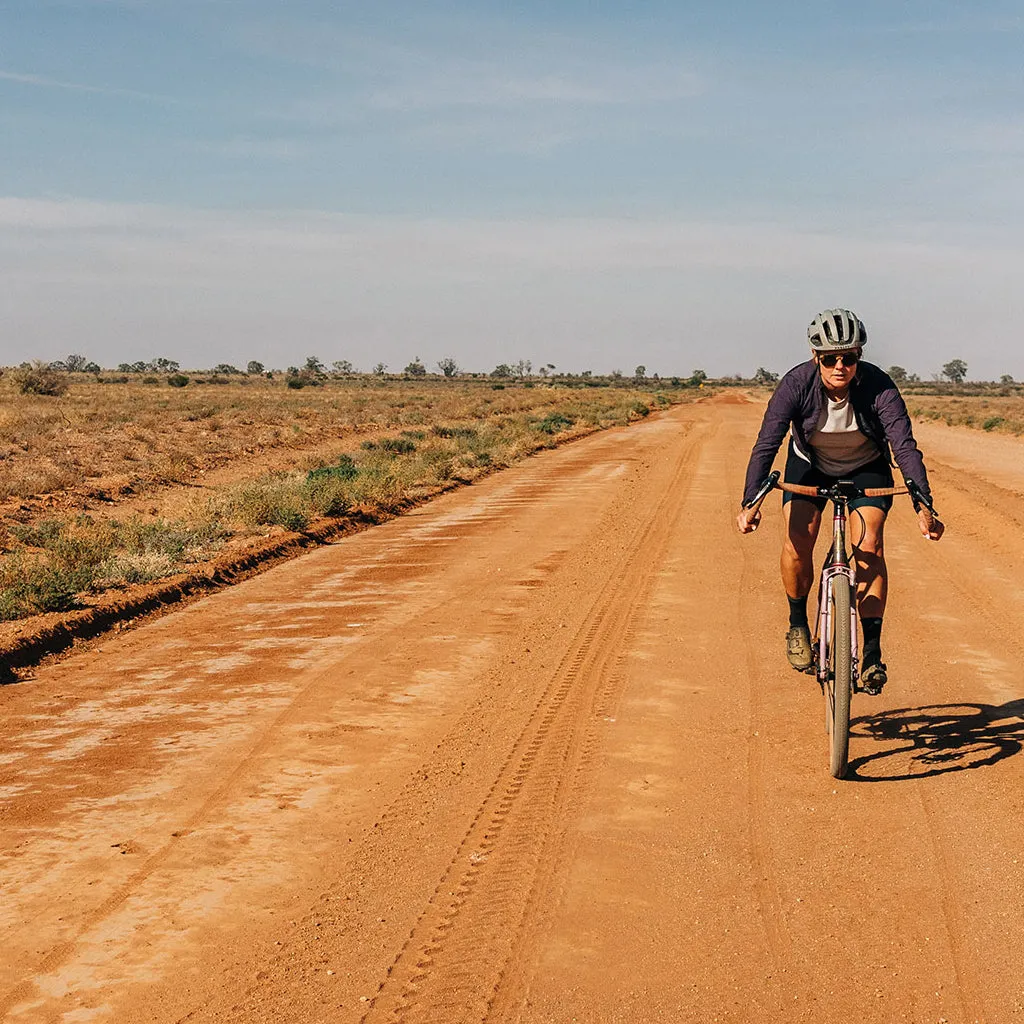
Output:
[{"xmin": 2, "ymin": 397, "xmax": 1022, "ymax": 1023}]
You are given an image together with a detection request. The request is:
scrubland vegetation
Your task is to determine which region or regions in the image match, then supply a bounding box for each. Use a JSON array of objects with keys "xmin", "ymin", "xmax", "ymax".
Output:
[
  {"xmin": 0, "ymin": 372, "xmax": 692, "ymax": 621},
  {"xmin": 902, "ymin": 383, "xmax": 1024, "ymax": 436}
]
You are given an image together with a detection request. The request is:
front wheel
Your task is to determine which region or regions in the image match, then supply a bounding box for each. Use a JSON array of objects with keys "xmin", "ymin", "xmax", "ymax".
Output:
[{"xmin": 827, "ymin": 576, "xmax": 853, "ymax": 779}]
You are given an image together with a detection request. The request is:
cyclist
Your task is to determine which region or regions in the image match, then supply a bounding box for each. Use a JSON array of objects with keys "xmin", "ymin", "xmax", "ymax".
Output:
[{"xmin": 736, "ymin": 308, "xmax": 944, "ymax": 690}]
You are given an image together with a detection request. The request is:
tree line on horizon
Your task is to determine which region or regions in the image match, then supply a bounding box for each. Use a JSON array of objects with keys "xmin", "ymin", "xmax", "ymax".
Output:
[{"xmin": 1, "ymin": 353, "xmax": 1016, "ymax": 397}]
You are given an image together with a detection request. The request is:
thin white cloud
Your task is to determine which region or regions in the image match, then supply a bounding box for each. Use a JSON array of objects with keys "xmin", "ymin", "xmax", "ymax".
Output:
[
  {"xmin": 366, "ymin": 65, "xmax": 704, "ymax": 112},
  {"xmin": 191, "ymin": 136, "xmax": 308, "ymax": 161},
  {"xmin": 0, "ymin": 68, "xmax": 172, "ymax": 103}
]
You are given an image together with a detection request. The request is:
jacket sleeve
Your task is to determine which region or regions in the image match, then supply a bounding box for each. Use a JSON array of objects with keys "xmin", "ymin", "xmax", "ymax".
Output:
[
  {"xmin": 875, "ymin": 381, "xmax": 931, "ymax": 502},
  {"xmin": 742, "ymin": 381, "xmax": 796, "ymax": 505}
]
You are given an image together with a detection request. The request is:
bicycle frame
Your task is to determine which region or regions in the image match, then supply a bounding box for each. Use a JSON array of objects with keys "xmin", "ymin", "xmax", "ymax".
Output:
[{"xmin": 815, "ymin": 495, "xmax": 859, "ymax": 690}]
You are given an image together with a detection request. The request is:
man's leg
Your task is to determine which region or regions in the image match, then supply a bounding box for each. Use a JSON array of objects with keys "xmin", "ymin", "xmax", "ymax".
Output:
[
  {"xmin": 850, "ymin": 505, "xmax": 888, "ymax": 688},
  {"xmin": 781, "ymin": 499, "xmax": 821, "ymax": 669}
]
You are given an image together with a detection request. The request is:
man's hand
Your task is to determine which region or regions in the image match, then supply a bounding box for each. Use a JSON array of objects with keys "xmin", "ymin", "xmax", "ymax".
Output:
[
  {"xmin": 918, "ymin": 508, "xmax": 944, "ymax": 541},
  {"xmin": 737, "ymin": 506, "xmax": 762, "ymax": 534}
]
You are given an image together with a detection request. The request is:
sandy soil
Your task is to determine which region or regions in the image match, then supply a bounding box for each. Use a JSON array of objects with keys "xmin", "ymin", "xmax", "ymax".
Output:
[{"xmin": 1, "ymin": 398, "xmax": 1022, "ymax": 1023}]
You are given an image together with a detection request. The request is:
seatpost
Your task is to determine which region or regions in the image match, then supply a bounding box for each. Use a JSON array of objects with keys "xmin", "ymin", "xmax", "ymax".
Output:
[{"xmin": 832, "ymin": 490, "xmax": 847, "ymax": 566}]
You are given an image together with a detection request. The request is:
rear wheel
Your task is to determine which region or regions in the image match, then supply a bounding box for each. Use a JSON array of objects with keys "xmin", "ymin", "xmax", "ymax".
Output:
[{"xmin": 827, "ymin": 576, "xmax": 853, "ymax": 778}]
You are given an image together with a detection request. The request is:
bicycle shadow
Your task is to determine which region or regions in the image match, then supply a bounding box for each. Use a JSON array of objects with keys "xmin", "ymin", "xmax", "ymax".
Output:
[{"xmin": 846, "ymin": 699, "xmax": 1024, "ymax": 781}]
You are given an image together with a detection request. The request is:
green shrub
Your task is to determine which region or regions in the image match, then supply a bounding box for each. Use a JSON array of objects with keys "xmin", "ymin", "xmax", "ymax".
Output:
[
  {"xmin": 983, "ymin": 416, "xmax": 1005, "ymax": 431},
  {"xmin": 534, "ymin": 412, "xmax": 575, "ymax": 435},
  {"xmin": 381, "ymin": 437, "xmax": 417, "ymax": 453},
  {"xmin": 307, "ymin": 455, "xmax": 358, "ymax": 482},
  {"xmin": 0, "ymin": 552, "xmax": 80, "ymax": 617},
  {"xmin": 431, "ymin": 424, "xmax": 478, "ymax": 439},
  {"xmin": 167, "ymin": 374, "xmax": 190, "ymax": 388},
  {"xmin": 630, "ymin": 402, "xmax": 651, "ymax": 418}
]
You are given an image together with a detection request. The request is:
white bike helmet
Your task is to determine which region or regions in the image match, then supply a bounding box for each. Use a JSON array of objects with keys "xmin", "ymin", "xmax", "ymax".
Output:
[{"xmin": 808, "ymin": 308, "xmax": 867, "ymax": 351}]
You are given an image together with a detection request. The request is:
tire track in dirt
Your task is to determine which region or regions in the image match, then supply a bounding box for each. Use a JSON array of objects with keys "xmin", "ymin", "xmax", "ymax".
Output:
[
  {"xmin": 484, "ymin": 425, "xmax": 713, "ymax": 1024},
  {"xmin": 737, "ymin": 535, "xmax": 794, "ymax": 1004},
  {"xmin": 0, "ymin": 440, "xmax": 655, "ymax": 1019},
  {"xmin": 356, "ymin": 420, "xmax": 712, "ymax": 1024}
]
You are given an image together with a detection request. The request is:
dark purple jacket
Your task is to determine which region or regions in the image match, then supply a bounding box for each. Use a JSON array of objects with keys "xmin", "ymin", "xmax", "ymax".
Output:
[{"xmin": 742, "ymin": 359, "xmax": 931, "ymax": 506}]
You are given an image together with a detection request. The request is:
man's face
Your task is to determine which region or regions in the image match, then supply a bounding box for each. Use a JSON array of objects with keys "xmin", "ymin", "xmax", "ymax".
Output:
[{"xmin": 815, "ymin": 348, "xmax": 861, "ymax": 391}]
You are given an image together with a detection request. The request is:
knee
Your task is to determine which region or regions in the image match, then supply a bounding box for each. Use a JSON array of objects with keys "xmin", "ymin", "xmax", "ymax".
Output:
[
  {"xmin": 783, "ymin": 532, "xmax": 814, "ymax": 561},
  {"xmin": 853, "ymin": 536, "xmax": 885, "ymax": 562}
]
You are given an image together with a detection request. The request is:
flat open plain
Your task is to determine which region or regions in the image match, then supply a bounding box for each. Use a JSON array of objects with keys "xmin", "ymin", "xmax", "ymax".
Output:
[{"xmin": 1, "ymin": 395, "xmax": 1021, "ymax": 1023}]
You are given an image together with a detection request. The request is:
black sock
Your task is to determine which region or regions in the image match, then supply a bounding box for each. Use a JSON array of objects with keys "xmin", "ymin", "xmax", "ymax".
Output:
[
  {"xmin": 788, "ymin": 595, "xmax": 808, "ymax": 628},
  {"xmin": 861, "ymin": 616, "xmax": 883, "ymax": 662}
]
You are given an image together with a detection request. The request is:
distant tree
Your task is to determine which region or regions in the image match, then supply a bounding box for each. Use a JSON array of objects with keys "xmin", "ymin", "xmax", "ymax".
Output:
[
  {"xmin": 84, "ymin": 361, "xmax": 101, "ymax": 373},
  {"xmin": 609, "ymin": 369, "xmax": 623, "ymax": 380},
  {"xmin": 491, "ymin": 363, "xmax": 512, "ymax": 378},
  {"xmin": 152, "ymin": 357, "xmax": 180, "ymax": 373},
  {"xmin": 580, "ymin": 369, "xmax": 592, "ymax": 378},
  {"xmin": 332, "ymin": 359, "xmax": 354, "ymax": 375},
  {"xmin": 247, "ymin": 360, "xmax": 265, "ymax": 375},
  {"xmin": 372, "ymin": 362, "xmax": 387, "ymax": 375},
  {"xmin": 285, "ymin": 364, "xmax": 323, "ymax": 389},
  {"xmin": 53, "ymin": 354, "xmax": 90, "ymax": 372},
  {"xmin": 14, "ymin": 361, "xmax": 67, "ymax": 396},
  {"xmin": 212, "ymin": 363, "xmax": 241, "ymax": 375},
  {"xmin": 754, "ymin": 367, "xmax": 779, "ymax": 385},
  {"xmin": 690, "ymin": 368, "xmax": 707, "ymax": 385},
  {"xmin": 404, "ymin": 357, "xmax": 427, "ymax": 376},
  {"xmin": 1000, "ymin": 373, "xmax": 1014, "ymax": 385},
  {"xmin": 512, "ymin": 359, "xmax": 532, "ymax": 378},
  {"xmin": 887, "ymin": 365, "xmax": 908, "ymax": 384},
  {"xmin": 634, "ymin": 365, "xmax": 646, "ymax": 381},
  {"xmin": 942, "ymin": 358, "xmax": 968, "ymax": 384},
  {"xmin": 437, "ymin": 357, "xmax": 460, "ymax": 378},
  {"xmin": 908, "ymin": 373, "xmax": 920, "ymax": 383},
  {"xmin": 304, "ymin": 355, "xmax": 326, "ymax": 376}
]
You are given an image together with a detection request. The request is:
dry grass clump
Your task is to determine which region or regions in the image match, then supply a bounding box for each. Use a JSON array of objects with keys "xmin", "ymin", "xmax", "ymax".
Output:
[
  {"xmin": 908, "ymin": 393, "xmax": 1024, "ymax": 435},
  {"xmin": 0, "ymin": 515, "xmax": 226, "ymax": 620}
]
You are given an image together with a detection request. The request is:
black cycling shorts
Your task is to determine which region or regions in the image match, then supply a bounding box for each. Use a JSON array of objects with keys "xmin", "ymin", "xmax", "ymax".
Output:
[{"xmin": 782, "ymin": 440, "xmax": 894, "ymax": 513}]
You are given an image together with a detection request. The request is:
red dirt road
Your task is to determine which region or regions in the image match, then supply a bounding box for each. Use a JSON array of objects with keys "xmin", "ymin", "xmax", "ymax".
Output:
[{"xmin": 1, "ymin": 398, "xmax": 1022, "ymax": 1023}]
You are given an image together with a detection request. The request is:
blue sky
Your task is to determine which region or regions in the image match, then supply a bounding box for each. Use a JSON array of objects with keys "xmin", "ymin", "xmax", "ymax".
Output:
[{"xmin": 2, "ymin": 1, "xmax": 1023, "ymax": 378}]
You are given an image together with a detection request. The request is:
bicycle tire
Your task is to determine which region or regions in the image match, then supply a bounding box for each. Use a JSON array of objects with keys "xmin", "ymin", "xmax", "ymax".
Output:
[{"xmin": 827, "ymin": 576, "xmax": 853, "ymax": 778}]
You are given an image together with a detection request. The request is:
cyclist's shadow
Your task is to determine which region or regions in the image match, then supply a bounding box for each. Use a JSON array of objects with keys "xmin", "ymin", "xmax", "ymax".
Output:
[{"xmin": 847, "ymin": 699, "xmax": 1024, "ymax": 781}]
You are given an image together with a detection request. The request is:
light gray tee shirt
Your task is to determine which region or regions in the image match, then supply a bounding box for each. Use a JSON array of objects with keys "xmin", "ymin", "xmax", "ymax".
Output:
[{"xmin": 796, "ymin": 394, "xmax": 881, "ymax": 474}]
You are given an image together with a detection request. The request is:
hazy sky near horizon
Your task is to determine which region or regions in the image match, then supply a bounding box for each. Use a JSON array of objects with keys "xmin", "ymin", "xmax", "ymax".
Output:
[{"xmin": 3, "ymin": 1, "xmax": 1023, "ymax": 378}]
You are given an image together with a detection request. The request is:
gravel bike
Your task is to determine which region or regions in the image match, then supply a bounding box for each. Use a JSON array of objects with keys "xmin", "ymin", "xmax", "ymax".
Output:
[{"xmin": 744, "ymin": 470, "xmax": 938, "ymax": 778}]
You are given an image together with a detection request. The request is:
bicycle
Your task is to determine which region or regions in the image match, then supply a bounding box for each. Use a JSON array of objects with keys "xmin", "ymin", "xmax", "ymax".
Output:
[{"xmin": 744, "ymin": 469, "xmax": 939, "ymax": 778}]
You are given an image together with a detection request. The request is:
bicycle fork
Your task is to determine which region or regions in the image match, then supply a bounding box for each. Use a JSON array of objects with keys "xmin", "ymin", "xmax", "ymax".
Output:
[{"xmin": 815, "ymin": 564, "xmax": 859, "ymax": 689}]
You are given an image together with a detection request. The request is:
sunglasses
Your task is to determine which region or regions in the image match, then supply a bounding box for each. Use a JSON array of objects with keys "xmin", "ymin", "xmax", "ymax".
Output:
[{"xmin": 819, "ymin": 351, "xmax": 860, "ymax": 368}]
